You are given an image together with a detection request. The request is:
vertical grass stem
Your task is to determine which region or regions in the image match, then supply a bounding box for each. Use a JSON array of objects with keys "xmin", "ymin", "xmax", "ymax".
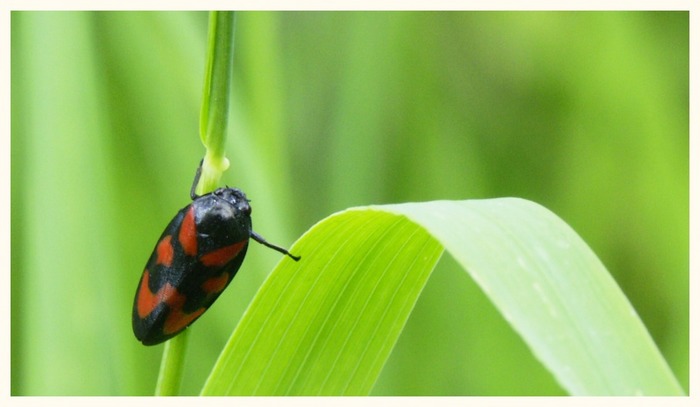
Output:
[{"xmin": 154, "ymin": 11, "xmax": 236, "ymax": 395}]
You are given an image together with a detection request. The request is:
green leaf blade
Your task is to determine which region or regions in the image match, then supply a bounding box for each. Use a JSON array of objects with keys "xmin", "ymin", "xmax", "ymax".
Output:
[
  {"xmin": 201, "ymin": 209, "xmax": 443, "ymax": 395},
  {"xmin": 382, "ymin": 198, "xmax": 684, "ymax": 396},
  {"xmin": 202, "ymin": 198, "xmax": 683, "ymax": 396}
]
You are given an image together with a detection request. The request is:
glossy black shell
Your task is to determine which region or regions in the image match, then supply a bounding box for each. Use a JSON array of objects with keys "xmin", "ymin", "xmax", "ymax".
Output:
[{"xmin": 132, "ymin": 187, "xmax": 253, "ymax": 345}]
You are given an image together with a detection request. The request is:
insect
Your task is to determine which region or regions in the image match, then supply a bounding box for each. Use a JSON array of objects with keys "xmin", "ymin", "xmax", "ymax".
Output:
[{"xmin": 132, "ymin": 161, "xmax": 300, "ymax": 345}]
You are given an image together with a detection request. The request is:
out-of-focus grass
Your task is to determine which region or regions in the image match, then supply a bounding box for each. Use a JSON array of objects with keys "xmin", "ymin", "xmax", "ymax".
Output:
[{"xmin": 10, "ymin": 11, "xmax": 688, "ymax": 395}]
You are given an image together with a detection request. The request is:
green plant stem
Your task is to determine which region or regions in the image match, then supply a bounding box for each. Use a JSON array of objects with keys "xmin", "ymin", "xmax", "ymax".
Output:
[
  {"xmin": 154, "ymin": 11, "xmax": 236, "ymax": 396},
  {"xmin": 154, "ymin": 330, "xmax": 190, "ymax": 396},
  {"xmin": 197, "ymin": 10, "xmax": 236, "ymax": 195}
]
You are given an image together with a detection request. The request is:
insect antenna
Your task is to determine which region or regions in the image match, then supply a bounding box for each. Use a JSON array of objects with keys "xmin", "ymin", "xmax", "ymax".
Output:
[{"xmin": 250, "ymin": 231, "xmax": 301, "ymax": 261}]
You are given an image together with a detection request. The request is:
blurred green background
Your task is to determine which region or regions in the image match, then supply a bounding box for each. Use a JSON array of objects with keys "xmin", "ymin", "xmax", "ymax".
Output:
[{"xmin": 10, "ymin": 11, "xmax": 688, "ymax": 395}]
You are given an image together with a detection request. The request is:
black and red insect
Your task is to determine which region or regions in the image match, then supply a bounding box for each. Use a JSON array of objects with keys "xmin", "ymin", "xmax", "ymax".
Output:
[{"xmin": 132, "ymin": 161, "xmax": 300, "ymax": 345}]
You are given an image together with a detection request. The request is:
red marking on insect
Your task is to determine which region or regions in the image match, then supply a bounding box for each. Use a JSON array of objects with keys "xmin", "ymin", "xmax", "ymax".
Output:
[
  {"xmin": 163, "ymin": 308, "xmax": 206, "ymax": 335},
  {"xmin": 156, "ymin": 236, "xmax": 174, "ymax": 267},
  {"xmin": 179, "ymin": 206, "xmax": 198, "ymax": 257},
  {"xmin": 201, "ymin": 273, "xmax": 230, "ymax": 295},
  {"xmin": 136, "ymin": 271, "xmax": 178, "ymax": 319},
  {"xmin": 162, "ymin": 292, "xmax": 206, "ymax": 335},
  {"xmin": 200, "ymin": 241, "xmax": 247, "ymax": 267}
]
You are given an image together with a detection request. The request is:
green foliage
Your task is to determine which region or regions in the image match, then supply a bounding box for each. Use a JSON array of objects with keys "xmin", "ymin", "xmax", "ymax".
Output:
[
  {"xmin": 197, "ymin": 11, "xmax": 235, "ymax": 194},
  {"xmin": 201, "ymin": 200, "xmax": 682, "ymax": 395},
  {"xmin": 10, "ymin": 11, "xmax": 688, "ymax": 395},
  {"xmin": 154, "ymin": 330, "xmax": 189, "ymax": 396}
]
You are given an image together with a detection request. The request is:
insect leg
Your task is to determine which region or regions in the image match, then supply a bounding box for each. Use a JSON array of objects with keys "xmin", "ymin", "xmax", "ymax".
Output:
[{"xmin": 190, "ymin": 159, "xmax": 204, "ymax": 200}]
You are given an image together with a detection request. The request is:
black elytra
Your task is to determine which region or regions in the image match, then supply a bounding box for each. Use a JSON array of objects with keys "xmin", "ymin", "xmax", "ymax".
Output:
[{"xmin": 132, "ymin": 160, "xmax": 300, "ymax": 345}]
